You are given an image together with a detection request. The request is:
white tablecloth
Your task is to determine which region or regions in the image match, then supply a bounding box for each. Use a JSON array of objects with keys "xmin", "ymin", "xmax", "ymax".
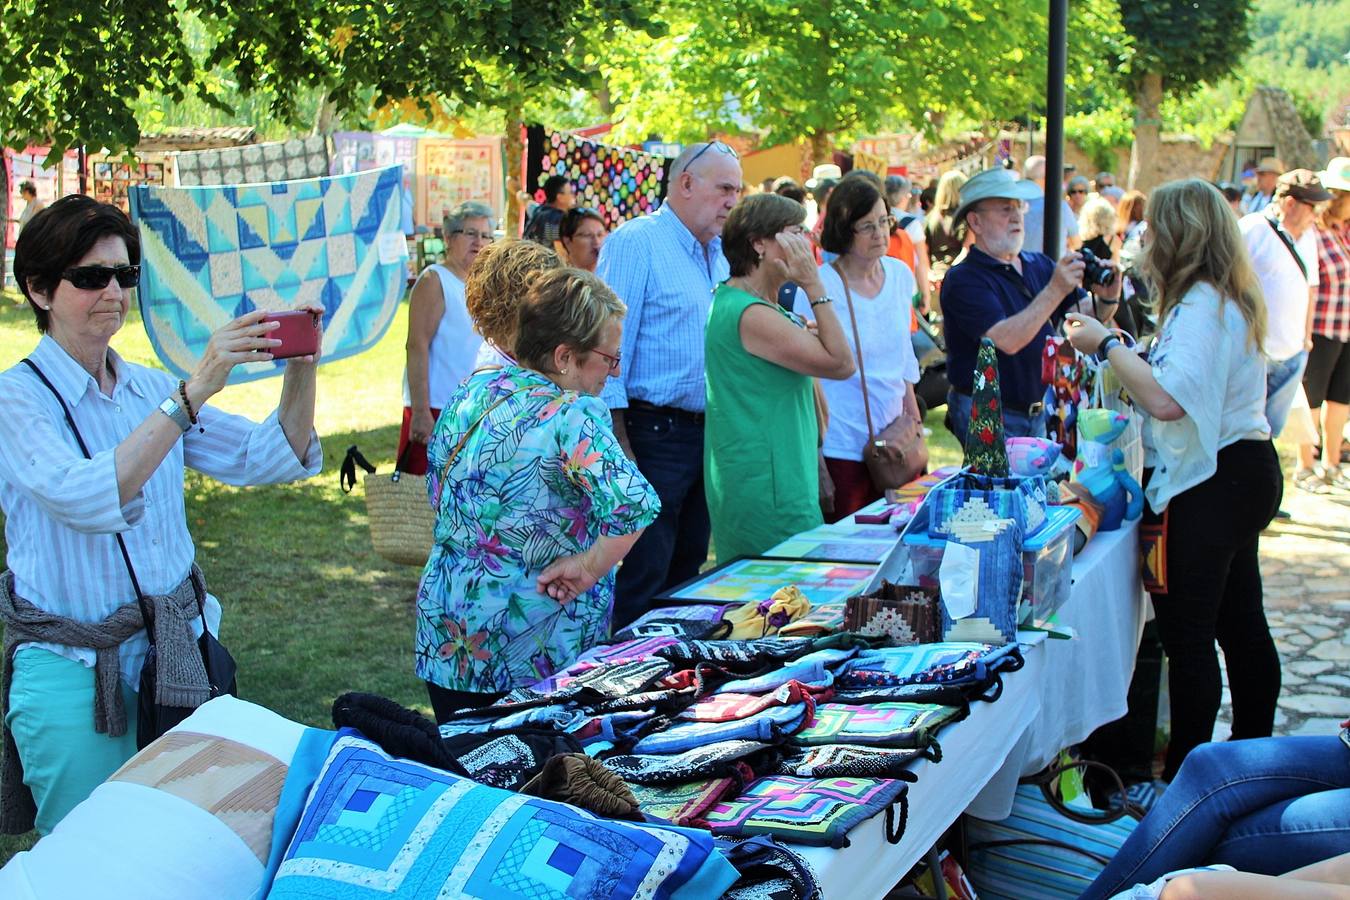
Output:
[{"xmin": 802, "ymin": 521, "xmax": 1146, "ymax": 898}]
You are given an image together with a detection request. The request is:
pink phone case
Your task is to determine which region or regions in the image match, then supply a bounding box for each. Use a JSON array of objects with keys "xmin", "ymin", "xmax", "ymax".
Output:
[{"xmin": 261, "ymin": 310, "xmax": 320, "ymax": 359}]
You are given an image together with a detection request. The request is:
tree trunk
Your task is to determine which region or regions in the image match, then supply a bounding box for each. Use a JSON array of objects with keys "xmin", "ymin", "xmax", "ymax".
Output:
[
  {"xmin": 504, "ymin": 102, "xmax": 524, "ymax": 237},
  {"xmin": 312, "ymin": 93, "xmax": 340, "ymax": 137},
  {"xmin": 1127, "ymin": 71, "xmax": 1163, "ymax": 193},
  {"xmin": 810, "ymin": 131, "xmax": 832, "ymax": 166}
]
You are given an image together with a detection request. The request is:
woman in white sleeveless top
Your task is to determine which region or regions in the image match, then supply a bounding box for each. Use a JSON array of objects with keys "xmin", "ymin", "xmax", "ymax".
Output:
[{"xmin": 399, "ymin": 201, "xmax": 494, "ymax": 475}]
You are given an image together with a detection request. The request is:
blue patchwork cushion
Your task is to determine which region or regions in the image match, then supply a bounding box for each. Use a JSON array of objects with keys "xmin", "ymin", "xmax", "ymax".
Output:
[{"xmin": 267, "ymin": 729, "xmax": 737, "ymax": 899}]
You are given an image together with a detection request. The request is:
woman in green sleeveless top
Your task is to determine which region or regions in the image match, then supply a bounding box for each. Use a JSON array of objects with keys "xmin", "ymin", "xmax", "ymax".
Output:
[{"xmin": 706, "ymin": 193, "xmax": 856, "ymax": 561}]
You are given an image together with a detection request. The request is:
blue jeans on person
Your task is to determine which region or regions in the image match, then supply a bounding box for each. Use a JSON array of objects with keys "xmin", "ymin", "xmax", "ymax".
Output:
[
  {"xmin": 1265, "ymin": 350, "xmax": 1308, "ymax": 438},
  {"xmin": 945, "ymin": 387, "xmax": 1047, "ymax": 443},
  {"xmin": 610, "ymin": 404, "xmax": 710, "ymax": 632},
  {"xmin": 1080, "ymin": 736, "xmax": 1350, "ymax": 899}
]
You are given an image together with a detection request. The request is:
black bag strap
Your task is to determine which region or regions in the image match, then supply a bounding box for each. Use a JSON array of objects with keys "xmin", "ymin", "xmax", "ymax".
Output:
[
  {"xmin": 20, "ymin": 358, "xmax": 195, "ymax": 646},
  {"xmin": 1018, "ymin": 757, "xmax": 1146, "ymax": 824},
  {"xmin": 340, "ymin": 445, "xmax": 376, "ymax": 493},
  {"xmin": 1266, "ymin": 216, "xmax": 1308, "ymax": 280}
]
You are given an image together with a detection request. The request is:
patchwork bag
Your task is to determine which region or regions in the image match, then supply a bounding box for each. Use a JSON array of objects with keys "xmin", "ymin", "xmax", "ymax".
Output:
[
  {"xmin": 928, "ymin": 469, "xmax": 1048, "ymax": 540},
  {"xmin": 792, "ymin": 702, "xmax": 966, "ymax": 754},
  {"xmin": 703, "ymin": 774, "xmax": 909, "ymax": 848}
]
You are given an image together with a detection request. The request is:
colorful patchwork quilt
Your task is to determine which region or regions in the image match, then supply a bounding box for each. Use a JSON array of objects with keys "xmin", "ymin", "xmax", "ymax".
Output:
[
  {"xmin": 128, "ymin": 165, "xmax": 408, "ymax": 383},
  {"xmin": 523, "ymin": 126, "xmax": 671, "ymax": 232},
  {"xmin": 703, "ymin": 775, "xmax": 907, "ymax": 848}
]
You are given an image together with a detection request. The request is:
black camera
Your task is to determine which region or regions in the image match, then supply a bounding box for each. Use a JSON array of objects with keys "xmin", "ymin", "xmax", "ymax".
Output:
[{"xmin": 1078, "ymin": 247, "xmax": 1115, "ymax": 288}]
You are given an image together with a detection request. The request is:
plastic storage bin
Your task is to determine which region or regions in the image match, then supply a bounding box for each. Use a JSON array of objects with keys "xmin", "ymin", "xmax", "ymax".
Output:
[{"xmin": 900, "ymin": 505, "xmax": 1081, "ymax": 625}]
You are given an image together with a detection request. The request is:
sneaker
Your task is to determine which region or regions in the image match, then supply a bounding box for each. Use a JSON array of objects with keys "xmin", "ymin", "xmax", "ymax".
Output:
[{"xmin": 1274, "ymin": 508, "xmax": 1293, "ymax": 521}]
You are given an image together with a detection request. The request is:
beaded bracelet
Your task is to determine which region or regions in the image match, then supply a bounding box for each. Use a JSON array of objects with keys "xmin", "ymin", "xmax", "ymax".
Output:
[{"xmin": 177, "ymin": 379, "xmax": 202, "ymax": 431}]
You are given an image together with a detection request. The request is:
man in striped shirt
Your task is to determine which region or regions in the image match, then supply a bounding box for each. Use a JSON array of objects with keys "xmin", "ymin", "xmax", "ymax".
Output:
[{"xmin": 597, "ymin": 141, "xmax": 742, "ymax": 629}]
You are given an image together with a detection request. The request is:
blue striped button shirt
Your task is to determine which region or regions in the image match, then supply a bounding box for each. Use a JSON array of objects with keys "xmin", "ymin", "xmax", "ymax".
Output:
[
  {"xmin": 597, "ymin": 204, "xmax": 729, "ymax": 413},
  {"xmin": 0, "ymin": 336, "xmax": 322, "ymax": 685}
]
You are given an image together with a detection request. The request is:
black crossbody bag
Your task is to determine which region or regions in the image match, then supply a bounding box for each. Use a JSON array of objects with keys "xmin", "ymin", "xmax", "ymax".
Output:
[{"xmin": 22, "ymin": 358, "xmax": 237, "ymax": 749}]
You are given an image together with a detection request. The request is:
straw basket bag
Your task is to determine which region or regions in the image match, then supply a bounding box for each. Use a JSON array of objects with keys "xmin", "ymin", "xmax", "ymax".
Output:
[{"xmin": 340, "ymin": 446, "xmax": 434, "ymax": 566}]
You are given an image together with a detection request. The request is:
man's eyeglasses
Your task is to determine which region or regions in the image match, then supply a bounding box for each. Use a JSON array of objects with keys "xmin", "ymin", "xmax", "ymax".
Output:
[
  {"xmin": 61, "ymin": 264, "xmax": 140, "ymax": 290},
  {"xmin": 682, "ymin": 140, "xmax": 739, "ymax": 174},
  {"xmin": 593, "ymin": 348, "xmax": 622, "ymax": 372},
  {"xmin": 853, "ymin": 215, "xmax": 896, "ymax": 237},
  {"xmin": 450, "ymin": 228, "xmax": 494, "ymax": 242}
]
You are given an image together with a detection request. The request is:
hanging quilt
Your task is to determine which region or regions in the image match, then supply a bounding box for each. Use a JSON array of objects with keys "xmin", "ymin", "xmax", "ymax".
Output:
[
  {"xmin": 173, "ymin": 135, "xmax": 331, "ymax": 186},
  {"xmin": 128, "ymin": 165, "xmax": 408, "ymax": 383},
  {"xmin": 522, "ymin": 125, "xmax": 672, "ymax": 233},
  {"xmin": 331, "ymin": 131, "xmax": 417, "ymax": 234},
  {"xmin": 91, "ymin": 157, "xmax": 166, "ymax": 213},
  {"xmin": 415, "ymin": 137, "xmax": 504, "ymax": 229},
  {"xmin": 4, "ymin": 145, "xmax": 80, "ymax": 248}
]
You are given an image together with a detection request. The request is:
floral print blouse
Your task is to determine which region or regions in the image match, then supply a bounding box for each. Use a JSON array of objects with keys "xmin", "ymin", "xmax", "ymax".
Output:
[{"xmin": 416, "ymin": 366, "xmax": 659, "ymax": 692}]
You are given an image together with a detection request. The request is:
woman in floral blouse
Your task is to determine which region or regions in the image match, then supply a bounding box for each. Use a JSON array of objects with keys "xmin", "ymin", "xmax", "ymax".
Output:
[{"xmin": 416, "ymin": 268, "xmax": 659, "ymax": 720}]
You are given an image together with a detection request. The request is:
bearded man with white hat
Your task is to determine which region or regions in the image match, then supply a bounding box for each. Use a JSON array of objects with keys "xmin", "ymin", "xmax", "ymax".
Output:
[{"xmin": 940, "ymin": 167, "xmax": 1122, "ymax": 441}]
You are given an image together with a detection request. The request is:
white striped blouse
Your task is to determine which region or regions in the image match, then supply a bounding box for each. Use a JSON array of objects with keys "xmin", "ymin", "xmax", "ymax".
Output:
[{"xmin": 0, "ymin": 335, "xmax": 322, "ymax": 685}]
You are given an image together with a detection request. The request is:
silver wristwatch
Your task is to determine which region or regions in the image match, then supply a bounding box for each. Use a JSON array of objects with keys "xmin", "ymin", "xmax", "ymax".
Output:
[{"xmin": 158, "ymin": 397, "xmax": 192, "ymax": 433}]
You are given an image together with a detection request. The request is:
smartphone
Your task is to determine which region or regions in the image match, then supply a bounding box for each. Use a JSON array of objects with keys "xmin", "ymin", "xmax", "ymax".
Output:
[{"xmin": 261, "ymin": 309, "xmax": 320, "ymax": 359}]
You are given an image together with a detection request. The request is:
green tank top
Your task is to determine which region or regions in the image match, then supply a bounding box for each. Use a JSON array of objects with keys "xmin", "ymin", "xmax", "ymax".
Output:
[{"xmin": 704, "ymin": 283, "xmax": 822, "ymax": 562}]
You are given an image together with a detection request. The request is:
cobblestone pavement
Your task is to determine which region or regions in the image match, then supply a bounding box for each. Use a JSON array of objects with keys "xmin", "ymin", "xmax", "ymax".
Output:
[{"xmin": 1214, "ymin": 480, "xmax": 1350, "ymax": 740}]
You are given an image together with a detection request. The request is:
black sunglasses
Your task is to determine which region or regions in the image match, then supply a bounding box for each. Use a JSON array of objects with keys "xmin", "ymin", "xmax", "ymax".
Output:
[
  {"xmin": 61, "ymin": 264, "xmax": 140, "ymax": 290},
  {"xmin": 682, "ymin": 140, "xmax": 739, "ymax": 172}
]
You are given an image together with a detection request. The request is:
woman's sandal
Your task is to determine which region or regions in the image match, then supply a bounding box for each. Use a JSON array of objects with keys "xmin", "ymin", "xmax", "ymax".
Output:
[{"xmin": 1294, "ymin": 467, "xmax": 1330, "ymax": 494}]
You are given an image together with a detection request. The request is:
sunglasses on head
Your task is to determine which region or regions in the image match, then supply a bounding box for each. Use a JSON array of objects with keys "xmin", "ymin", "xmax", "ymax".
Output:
[
  {"xmin": 683, "ymin": 140, "xmax": 740, "ymax": 172},
  {"xmin": 61, "ymin": 264, "xmax": 140, "ymax": 290}
]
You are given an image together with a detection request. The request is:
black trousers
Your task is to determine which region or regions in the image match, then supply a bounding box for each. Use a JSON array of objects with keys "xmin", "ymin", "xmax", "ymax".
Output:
[
  {"xmin": 425, "ymin": 681, "xmax": 506, "ymax": 725},
  {"xmin": 1150, "ymin": 439, "xmax": 1283, "ymax": 781}
]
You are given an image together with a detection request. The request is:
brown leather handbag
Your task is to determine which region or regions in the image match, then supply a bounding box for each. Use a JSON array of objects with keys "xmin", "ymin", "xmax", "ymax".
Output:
[{"xmin": 834, "ymin": 263, "xmax": 928, "ymax": 491}]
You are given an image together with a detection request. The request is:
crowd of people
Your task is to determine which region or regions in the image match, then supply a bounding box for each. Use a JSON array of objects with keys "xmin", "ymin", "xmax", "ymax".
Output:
[{"xmin": 2, "ymin": 140, "xmax": 1347, "ymax": 895}]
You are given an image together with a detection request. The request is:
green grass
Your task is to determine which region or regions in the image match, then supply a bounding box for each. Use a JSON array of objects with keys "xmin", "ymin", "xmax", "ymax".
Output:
[{"xmin": 0, "ymin": 294, "xmax": 959, "ymax": 860}]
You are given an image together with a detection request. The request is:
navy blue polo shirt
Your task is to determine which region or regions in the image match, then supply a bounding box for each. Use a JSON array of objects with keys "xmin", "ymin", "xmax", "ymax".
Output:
[{"xmin": 941, "ymin": 246, "xmax": 1083, "ymax": 410}]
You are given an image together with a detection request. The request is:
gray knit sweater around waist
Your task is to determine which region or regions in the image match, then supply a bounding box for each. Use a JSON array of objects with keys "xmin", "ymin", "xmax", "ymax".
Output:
[{"xmin": 0, "ymin": 565, "xmax": 211, "ymax": 834}]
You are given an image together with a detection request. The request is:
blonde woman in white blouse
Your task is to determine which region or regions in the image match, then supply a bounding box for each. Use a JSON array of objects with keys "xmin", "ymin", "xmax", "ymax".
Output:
[
  {"xmin": 0, "ymin": 196, "xmax": 322, "ymax": 834},
  {"xmin": 1066, "ymin": 179, "xmax": 1279, "ymax": 784}
]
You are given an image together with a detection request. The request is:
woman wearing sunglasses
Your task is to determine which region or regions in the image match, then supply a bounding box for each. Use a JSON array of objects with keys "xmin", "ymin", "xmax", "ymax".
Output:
[
  {"xmin": 415, "ymin": 268, "xmax": 658, "ymax": 720},
  {"xmin": 0, "ymin": 195, "xmax": 321, "ymax": 835}
]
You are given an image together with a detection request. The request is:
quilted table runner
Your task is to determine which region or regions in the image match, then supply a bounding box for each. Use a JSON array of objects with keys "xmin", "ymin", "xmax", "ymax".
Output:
[{"xmin": 129, "ymin": 165, "xmax": 408, "ymax": 383}]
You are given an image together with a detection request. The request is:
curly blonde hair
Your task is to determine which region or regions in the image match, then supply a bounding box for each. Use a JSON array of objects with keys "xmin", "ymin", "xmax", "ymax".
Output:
[
  {"xmin": 464, "ymin": 238, "xmax": 563, "ymax": 350},
  {"xmin": 1142, "ymin": 179, "xmax": 1266, "ymax": 350}
]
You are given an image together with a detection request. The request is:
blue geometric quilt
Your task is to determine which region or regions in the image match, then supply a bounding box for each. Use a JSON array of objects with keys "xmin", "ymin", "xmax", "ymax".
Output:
[
  {"xmin": 268, "ymin": 730, "xmax": 738, "ymax": 899},
  {"xmin": 128, "ymin": 165, "xmax": 408, "ymax": 384}
]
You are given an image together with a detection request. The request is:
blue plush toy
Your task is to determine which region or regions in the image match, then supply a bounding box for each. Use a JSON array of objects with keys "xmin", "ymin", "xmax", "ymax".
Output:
[
  {"xmin": 1073, "ymin": 410, "xmax": 1144, "ymax": 531},
  {"xmin": 1005, "ymin": 437, "xmax": 1063, "ymax": 478}
]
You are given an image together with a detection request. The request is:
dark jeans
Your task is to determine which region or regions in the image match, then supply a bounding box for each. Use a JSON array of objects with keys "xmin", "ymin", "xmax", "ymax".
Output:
[
  {"xmin": 611, "ymin": 404, "xmax": 710, "ymax": 631},
  {"xmin": 1080, "ymin": 737, "xmax": 1350, "ymax": 899},
  {"xmin": 945, "ymin": 387, "xmax": 1047, "ymax": 443},
  {"xmin": 426, "ymin": 682, "xmax": 506, "ymax": 724},
  {"xmin": 1151, "ymin": 439, "xmax": 1282, "ymax": 782}
]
